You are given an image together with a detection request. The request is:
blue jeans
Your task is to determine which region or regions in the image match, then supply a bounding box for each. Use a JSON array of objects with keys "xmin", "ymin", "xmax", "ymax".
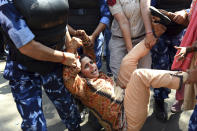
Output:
[{"xmin": 9, "ymin": 66, "xmax": 81, "ymax": 131}]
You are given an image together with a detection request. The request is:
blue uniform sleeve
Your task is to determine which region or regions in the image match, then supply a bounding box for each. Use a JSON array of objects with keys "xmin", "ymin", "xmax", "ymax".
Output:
[
  {"xmin": 99, "ymin": 0, "xmax": 112, "ymax": 28},
  {"xmin": 0, "ymin": 1, "xmax": 35, "ymax": 49}
]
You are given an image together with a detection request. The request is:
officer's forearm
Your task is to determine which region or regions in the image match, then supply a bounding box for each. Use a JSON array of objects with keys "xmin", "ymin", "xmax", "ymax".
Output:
[
  {"xmin": 91, "ymin": 23, "xmax": 106, "ymax": 39},
  {"xmin": 19, "ymin": 40, "xmax": 64, "ymax": 63},
  {"xmin": 140, "ymin": 0, "xmax": 152, "ymax": 33}
]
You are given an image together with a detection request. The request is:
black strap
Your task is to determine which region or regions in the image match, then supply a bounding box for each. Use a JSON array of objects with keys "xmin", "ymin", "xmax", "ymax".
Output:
[
  {"xmin": 114, "ymin": 34, "xmax": 145, "ymax": 40},
  {"xmin": 169, "ymin": 72, "xmax": 183, "ymax": 91}
]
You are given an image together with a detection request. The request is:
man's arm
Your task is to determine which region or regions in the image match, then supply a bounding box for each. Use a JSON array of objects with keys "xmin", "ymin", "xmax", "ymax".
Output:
[
  {"xmin": 0, "ymin": 3, "xmax": 77, "ymax": 67},
  {"xmin": 19, "ymin": 40, "xmax": 76, "ymax": 65},
  {"xmin": 88, "ymin": 0, "xmax": 111, "ymax": 45}
]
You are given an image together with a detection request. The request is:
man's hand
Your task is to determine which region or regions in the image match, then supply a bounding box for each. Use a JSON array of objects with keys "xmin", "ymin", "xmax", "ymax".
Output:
[
  {"xmin": 62, "ymin": 52, "xmax": 78, "ymax": 67},
  {"xmin": 88, "ymin": 35, "xmax": 96, "ymax": 47}
]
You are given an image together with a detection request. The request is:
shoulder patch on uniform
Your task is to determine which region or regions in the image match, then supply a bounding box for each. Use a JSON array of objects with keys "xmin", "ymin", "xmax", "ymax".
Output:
[{"xmin": 107, "ymin": 0, "xmax": 116, "ymax": 6}]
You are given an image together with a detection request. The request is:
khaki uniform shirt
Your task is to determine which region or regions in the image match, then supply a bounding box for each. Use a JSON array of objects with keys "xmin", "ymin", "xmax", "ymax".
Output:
[{"xmin": 109, "ymin": 0, "xmax": 145, "ymax": 38}]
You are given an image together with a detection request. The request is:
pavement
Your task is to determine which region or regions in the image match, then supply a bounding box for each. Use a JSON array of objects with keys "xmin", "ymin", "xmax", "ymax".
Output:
[{"xmin": 0, "ymin": 59, "xmax": 194, "ymax": 131}]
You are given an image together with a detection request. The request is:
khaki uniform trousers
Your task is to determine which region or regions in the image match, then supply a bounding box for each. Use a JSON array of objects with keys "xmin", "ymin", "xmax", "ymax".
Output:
[
  {"xmin": 118, "ymin": 39, "xmax": 185, "ymax": 131},
  {"xmin": 109, "ymin": 36, "xmax": 152, "ymax": 79}
]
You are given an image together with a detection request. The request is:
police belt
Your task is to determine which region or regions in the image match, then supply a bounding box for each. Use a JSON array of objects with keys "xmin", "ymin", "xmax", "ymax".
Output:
[{"xmin": 114, "ymin": 34, "xmax": 145, "ymax": 40}]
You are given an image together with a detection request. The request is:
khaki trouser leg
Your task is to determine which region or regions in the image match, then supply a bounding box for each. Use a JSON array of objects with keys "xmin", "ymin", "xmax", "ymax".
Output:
[
  {"xmin": 117, "ymin": 39, "xmax": 150, "ymax": 87},
  {"xmin": 124, "ymin": 69, "xmax": 182, "ymax": 131}
]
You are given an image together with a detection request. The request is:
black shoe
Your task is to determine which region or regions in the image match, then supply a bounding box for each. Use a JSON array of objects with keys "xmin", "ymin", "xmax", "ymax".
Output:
[
  {"xmin": 150, "ymin": 6, "xmax": 171, "ymax": 26},
  {"xmin": 154, "ymin": 99, "xmax": 168, "ymax": 122}
]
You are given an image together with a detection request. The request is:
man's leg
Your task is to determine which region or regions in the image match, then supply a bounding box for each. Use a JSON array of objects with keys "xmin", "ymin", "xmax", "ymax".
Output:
[
  {"xmin": 10, "ymin": 78, "xmax": 47, "ymax": 131},
  {"xmin": 43, "ymin": 68, "xmax": 81, "ymax": 131},
  {"xmin": 124, "ymin": 69, "xmax": 187, "ymax": 131}
]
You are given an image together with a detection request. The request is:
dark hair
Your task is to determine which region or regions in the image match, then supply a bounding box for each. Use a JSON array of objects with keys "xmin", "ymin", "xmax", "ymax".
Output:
[{"xmin": 79, "ymin": 54, "xmax": 92, "ymax": 62}]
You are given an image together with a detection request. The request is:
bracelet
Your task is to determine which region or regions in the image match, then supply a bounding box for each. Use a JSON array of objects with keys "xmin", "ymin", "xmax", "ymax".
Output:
[
  {"xmin": 146, "ymin": 32, "xmax": 153, "ymax": 35},
  {"xmin": 62, "ymin": 52, "xmax": 66, "ymax": 64}
]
